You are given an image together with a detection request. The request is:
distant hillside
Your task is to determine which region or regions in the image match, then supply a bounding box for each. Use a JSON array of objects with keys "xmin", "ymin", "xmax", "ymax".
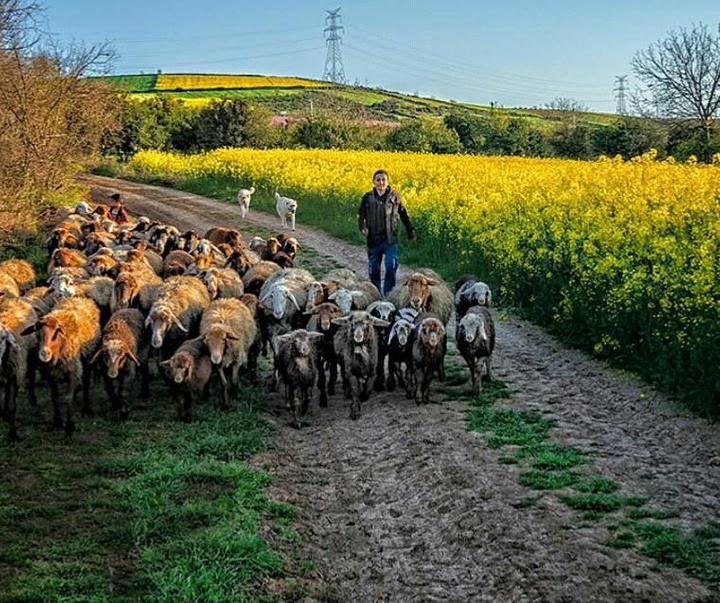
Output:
[{"xmin": 96, "ymin": 73, "xmax": 620, "ymax": 128}]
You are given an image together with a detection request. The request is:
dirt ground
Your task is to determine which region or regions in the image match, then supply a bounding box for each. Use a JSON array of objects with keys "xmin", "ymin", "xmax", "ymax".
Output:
[{"xmin": 83, "ymin": 175, "xmax": 720, "ymax": 602}]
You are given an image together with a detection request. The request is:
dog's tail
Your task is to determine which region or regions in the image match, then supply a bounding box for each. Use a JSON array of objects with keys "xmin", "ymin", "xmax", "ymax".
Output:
[{"xmin": 249, "ymin": 186, "xmax": 256, "ymax": 195}]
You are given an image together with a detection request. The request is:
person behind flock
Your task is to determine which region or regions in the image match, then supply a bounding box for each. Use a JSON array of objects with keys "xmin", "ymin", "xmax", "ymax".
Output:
[
  {"xmin": 358, "ymin": 169, "xmax": 416, "ymax": 297},
  {"xmin": 108, "ymin": 192, "xmax": 129, "ymax": 225}
]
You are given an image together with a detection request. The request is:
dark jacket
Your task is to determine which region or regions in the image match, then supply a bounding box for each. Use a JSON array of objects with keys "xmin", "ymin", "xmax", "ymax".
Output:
[{"xmin": 358, "ymin": 186, "xmax": 415, "ymax": 245}]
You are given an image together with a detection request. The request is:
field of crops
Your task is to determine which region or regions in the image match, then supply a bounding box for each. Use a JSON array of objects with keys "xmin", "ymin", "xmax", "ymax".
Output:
[
  {"xmin": 153, "ymin": 74, "xmax": 329, "ymax": 91},
  {"xmin": 128, "ymin": 148, "xmax": 720, "ymax": 415}
]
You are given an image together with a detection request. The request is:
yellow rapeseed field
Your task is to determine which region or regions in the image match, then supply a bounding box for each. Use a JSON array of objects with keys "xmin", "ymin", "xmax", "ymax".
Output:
[
  {"xmin": 130, "ymin": 147, "xmax": 720, "ymax": 411},
  {"xmin": 154, "ymin": 74, "xmax": 329, "ymax": 90}
]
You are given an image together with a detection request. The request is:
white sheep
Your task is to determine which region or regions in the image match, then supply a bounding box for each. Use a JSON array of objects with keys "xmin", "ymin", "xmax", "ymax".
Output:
[{"xmin": 456, "ymin": 305, "xmax": 495, "ymax": 393}]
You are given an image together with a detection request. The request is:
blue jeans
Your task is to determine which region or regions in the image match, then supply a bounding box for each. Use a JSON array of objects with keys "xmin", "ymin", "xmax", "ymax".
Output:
[{"xmin": 367, "ymin": 237, "xmax": 398, "ymax": 297}]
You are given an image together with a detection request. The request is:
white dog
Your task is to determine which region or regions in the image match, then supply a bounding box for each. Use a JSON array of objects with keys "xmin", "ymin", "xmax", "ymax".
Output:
[
  {"xmin": 274, "ymin": 191, "xmax": 298, "ymax": 231},
  {"xmin": 237, "ymin": 186, "xmax": 255, "ymax": 218}
]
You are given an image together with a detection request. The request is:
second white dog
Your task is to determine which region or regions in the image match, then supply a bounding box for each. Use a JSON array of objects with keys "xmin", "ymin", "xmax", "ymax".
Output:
[
  {"xmin": 275, "ymin": 191, "xmax": 298, "ymax": 231},
  {"xmin": 237, "ymin": 186, "xmax": 255, "ymax": 218}
]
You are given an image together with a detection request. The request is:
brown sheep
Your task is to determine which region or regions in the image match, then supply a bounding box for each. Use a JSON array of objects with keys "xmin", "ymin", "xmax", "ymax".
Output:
[
  {"xmin": 90, "ymin": 308, "xmax": 150, "ymax": 420},
  {"xmin": 162, "ymin": 249, "xmax": 195, "ymax": 278},
  {"xmin": 110, "ymin": 271, "xmax": 163, "ymax": 316},
  {"xmin": 0, "ymin": 297, "xmax": 39, "ymax": 441},
  {"xmin": 199, "ymin": 298, "xmax": 258, "ymax": 409},
  {"xmin": 387, "ymin": 268, "xmax": 454, "ymax": 326},
  {"xmin": 408, "ymin": 311, "xmax": 447, "ymax": 405},
  {"xmin": 203, "ymin": 227, "xmax": 243, "ymax": 249},
  {"xmin": 21, "ymin": 296, "xmax": 101, "ymax": 435},
  {"xmin": 241, "ymin": 260, "xmax": 280, "ymax": 297},
  {"xmin": 0, "ymin": 259, "xmax": 36, "ymax": 294},
  {"xmin": 46, "ymin": 224, "xmax": 83, "ymax": 253},
  {"xmin": 160, "ymin": 337, "xmax": 212, "ymax": 422},
  {"xmin": 46, "ymin": 247, "xmax": 88, "ymax": 276},
  {"xmin": 0, "ymin": 272, "xmax": 20, "ymax": 298}
]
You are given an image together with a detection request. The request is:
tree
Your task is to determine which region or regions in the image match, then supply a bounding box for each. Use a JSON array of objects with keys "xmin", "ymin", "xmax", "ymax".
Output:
[
  {"xmin": 0, "ymin": 1, "xmax": 119, "ymax": 218},
  {"xmin": 631, "ymin": 22, "xmax": 720, "ymax": 160}
]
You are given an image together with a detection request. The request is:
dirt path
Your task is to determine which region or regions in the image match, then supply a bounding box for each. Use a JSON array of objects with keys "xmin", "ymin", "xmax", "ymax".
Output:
[{"xmin": 82, "ymin": 175, "xmax": 719, "ymax": 602}]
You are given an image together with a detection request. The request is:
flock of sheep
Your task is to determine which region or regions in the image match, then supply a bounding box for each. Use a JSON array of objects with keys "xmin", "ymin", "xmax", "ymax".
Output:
[{"xmin": 0, "ymin": 195, "xmax": 496, "ymax": 440}]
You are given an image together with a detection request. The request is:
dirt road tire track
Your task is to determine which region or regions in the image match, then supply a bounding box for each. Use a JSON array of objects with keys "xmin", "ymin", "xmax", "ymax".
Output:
[{"xmin": 83, "ymin": 175, "xmax": 719, "ymax": 602}]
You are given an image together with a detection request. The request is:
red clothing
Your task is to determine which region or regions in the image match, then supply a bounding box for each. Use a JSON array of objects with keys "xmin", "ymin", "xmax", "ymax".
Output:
[{"xmin": 109, "ymin": 204, "xmax": 128, "ymax": 224}]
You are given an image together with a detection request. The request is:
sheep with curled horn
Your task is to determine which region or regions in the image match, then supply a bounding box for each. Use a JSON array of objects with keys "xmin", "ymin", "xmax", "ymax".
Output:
[
  {"xmin": 386, "ymin": 268, "xmax": 453, "ymax": 326},
  {"xmin": 145, "ymin": 275, "xmax": 211, "ymax": 359}
]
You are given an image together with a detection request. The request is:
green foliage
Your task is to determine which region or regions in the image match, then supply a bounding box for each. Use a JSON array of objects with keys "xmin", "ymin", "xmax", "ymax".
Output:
[{"xmin": 385, "ymin": 118, "xmax": 463, "ymax": 154}]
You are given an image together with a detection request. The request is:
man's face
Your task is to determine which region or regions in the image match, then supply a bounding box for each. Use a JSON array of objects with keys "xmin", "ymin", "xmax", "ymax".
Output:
[{"xmin": 374, "ymin": 173, "xmax": 388, "ymax": 194}]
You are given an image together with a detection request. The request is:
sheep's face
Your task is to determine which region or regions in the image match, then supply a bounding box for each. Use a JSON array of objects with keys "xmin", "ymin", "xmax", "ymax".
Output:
[
  {"xmin": 262, "ymin": 286, "xmax": 299, "ymax": 321},
  {"xmin": 203, "ymin": 326, "xmax": 237, "ymax": 365},
  {"xmin": 407, "ymin": 275, "xmax": 432, "ymax": 310},
  {"xmin": 458, "ymin": 314, "xmax": 487, "ymax": 345},
  {"xmin": 390, "ymin": 319, "xmax": 414, "ymax": 347},
  {"xmin": 368, "ymin": 301, "xmax": 396, "ymax": 323},
  {"xmin": 418, "ymin": 317, "xmax": 445, "ymax": 349},
  {"xmin": 100, "ymin": 339, "xmax": 134, "ymax": 379},
  {"xmin": 37, "ymin": 317, "xmax": 65, "ymax": 363},
  {"xmin": 305, "ymin": 282, "xmax": 325, "ymax": 312},
  {"xmin": 317, "ymin": 304, "xmax": 341, "ymax": 332},
  {"xmin": 201, "ymin": 270, "xmax": 220, "ymax": 299},
  {"xmin": 49, "ymin": 274, "xmax": 76, "ymax": 298},
  {"xmin": 148, "ymin": 228, "xmax": 169, "ymax": 255},
  {"xmin": 114, "ymin": 274, "xmax": 138, "ymax": 309},
  {"xmin": 164, "ymin": 352, "xmax": 193, "ymax": 384},
  {"xmin": 146, "ymin": 306, "xmax": 185, "ymax": 348}
]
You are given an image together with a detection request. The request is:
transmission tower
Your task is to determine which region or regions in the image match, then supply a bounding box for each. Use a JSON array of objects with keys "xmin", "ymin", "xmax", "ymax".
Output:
[
  {"xmin": 614, "ymin": 75, "xmax": 629, "ymax": 115},
  {"xmin": 323, "ymin": 8, "xmax": 346, "ymax": 84}
]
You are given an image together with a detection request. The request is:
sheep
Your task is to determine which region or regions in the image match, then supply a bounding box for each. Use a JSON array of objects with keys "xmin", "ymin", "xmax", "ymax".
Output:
[
  {"xmin": 224, "ymin": 247, "xmax": 259, "ymax": 277},
  {"xmin": 21, "ymin": 296, "xmax": 101, "ymax": 435},
  {"xmin": 259, "ymin": 237, "xmax": 282, "ymax": 261},
  {"xmin": 85, "ymin": 250, "xmax": 118, "ymax": 277},
  {"xmin": 90, "ymin": 308, "xmax": 150, "ymax": 420},
  {"xmin": 304, "ymin": 301, "xmax": 343, "ymax": 407},
  {"xmin": 199, "ymin": 298, "xmax": 258, "ymax": 409},
  {"xmin": 145, "ymin": 275, "xmax": 211, "ymax": 357},
  {"xmin": 275, "ymin": 191, "xmax": 298, "ymax": 231},
  {"xmin": 0, "ymin": 297, "xmax": 39, "ymax": 441},
  {"xmin": 46, "ymin": 224, "xmax": 83, "ymax": 253},
  {"xmin": 241, "ymin": 260, "xmax": 280, "ymax": 297},
  {"xmin": 197, "ymin": 267, "xmax": 244, "ymax": 300},
  {"xmin": 387, "ymin": 268, "xmax": 454, "ymax": 326},
  {"xmin": 386, "ymin": 316, "xmax": 416, "ymax": 393},
  {"xmin": 332, "ymin": 310, "xmax": 389, "ymax": 420},
  {"xmin": 257, "ymin": 268, "xmax": 315, "ymax": 356},
  {"xmin": 0, "ymin": 259, "xmax": 36, "ymax": 294},
  {"xmin": 328, "ymin": 281, "xmax": 382, "ymax": 315},
  {"xmin": 0, "ymin": 272, "xmax": 20, "ymax": 298},
  {"xmin": 454, "ymin": 274, "xmax": 492, "ymax": 318},
  {"xmin": 456, "ymin": 305, "xmax": 495, "ymax": 394},
  {"xmin": 408, "ymin": 311, "xmax": 447, "ymax": 405},
  {"xmin": 46, "ymin": 247, "xmax": 88, "ymax": 276},
  {"xmin": 48, "ymin": 274, "xmax": 115, "ymax": 327},
  {"xmin": 162, "ymin": 249, "xmax": 195, "ymax": 277},
  {"xmin": 203, "ymin": 227, "xmax": 243, "ymax": 249},
  {"xmin": 275, "ymin": 329, "xmax": 323, "ymax": 428},
  {"xmin": 276, "ymin": 233, "xmax": 301, "ymax": 261},
  {"xmin": 159, "ymin": 337, "xmax": 212, "ymax": 422},
  {"xmin": 366, "ymin": 300, "xmax": 396, "ymax": 391},
  {"xmin": 110, "ymin": 271, "xmax": 162, "ymax": 317},
  {"xmin": 237, "ymin": 186, "xmax": 255, "ymax": 218}
]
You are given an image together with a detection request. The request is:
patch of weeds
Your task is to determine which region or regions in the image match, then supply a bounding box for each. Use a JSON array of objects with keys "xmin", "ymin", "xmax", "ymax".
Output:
[
  {"xmin": 529, "ymin": 444, "xmax": 586, "ymax": 470},
  {"xmin": 468, "ymin": 405, "xmax": 554, "ymax": 449},
  {"xmin": 634, "ymin": 522, "xmax": 720, "ymax": 583},
  {"xmin": 574, "ymin": 476, "xmax": 620, "ymax": 494},
  {"xmin": 519, "ymin": 469, "xmax": 582, "ymax": 490},
  {"xmin": 606, "ymin": 529, "xmax": 637, "ymax": 549},
  {"xmin": 498, "ymin": 455, "xmax": 522, "ymax": 465},
  {"xmin": 627, "ymin": 508, "xmax": 680, "ymax": 520},
  {"xmin": 559, "ymin": 493, "xmax": 624, "ymax": 514}
]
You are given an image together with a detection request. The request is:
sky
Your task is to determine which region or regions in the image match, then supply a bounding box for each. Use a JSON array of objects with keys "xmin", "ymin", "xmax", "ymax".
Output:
[{"xmin": 39, "ymin": 0, "xmax": 720, "ymax": 114}]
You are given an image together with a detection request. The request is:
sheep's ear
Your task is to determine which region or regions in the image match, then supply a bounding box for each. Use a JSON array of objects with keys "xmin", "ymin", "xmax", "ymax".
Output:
[
  {"xmin": 308, "ymin": 332, "xmax": 323, "ymax": 341},
  {"xmin": 277, "ymin": 333, "xmax": 292, "ymax": 344},
  {"xmin": 19, "ymin": 322, "xmax": 41, "ymax": 336},
  {"xmin": 4, "ymin": 330, "xmax": 19, "ymax": 349},
  {"xmin": 425, "ymin": 278, "xmax": 438, "ymax": 286},
  {"xmin": 366, "ymin": 301, "xmax": 380, "ymax": 313},
  {"xmin": 126, "ymin": 349, "xmax": 141, "ymax": 366},
  {"xmin": 304, "ymin": 306, "xmax": 318, "ymax": 315},
  {"xmin": 370, "ymin": 317, "xmax": 390, "ymax": 329},
  {"xmin": 159, "ymin": 359, "xmax": 171, "ymax": 366},
  {"xmin": 89, "ymin": 347, "xmax": 104, "ymax": 364},
  {"xmin": 144, "ymin": 314, "xmax": 153, "ymax": 328},
  {"xmin": 351, "ymin": 290, "xmax": 365, "ymax": 300},
  {"xmin": 171, "ymin": 314, "xmax": 188, "ymax": 333},
  {"xmin": 288, "ymin": 292, "xmax": 301, "ymax": 312},
  {"xmin": 258, "ymin": 290, "xmax": 271, "ymax": 304},
  {"xmin": 327, "ymin": 291, "xmax": 337, "ymax": 301},
  {"xmin": 331, "ymin": 316, "xmax": 350, "ymax": 325}
]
